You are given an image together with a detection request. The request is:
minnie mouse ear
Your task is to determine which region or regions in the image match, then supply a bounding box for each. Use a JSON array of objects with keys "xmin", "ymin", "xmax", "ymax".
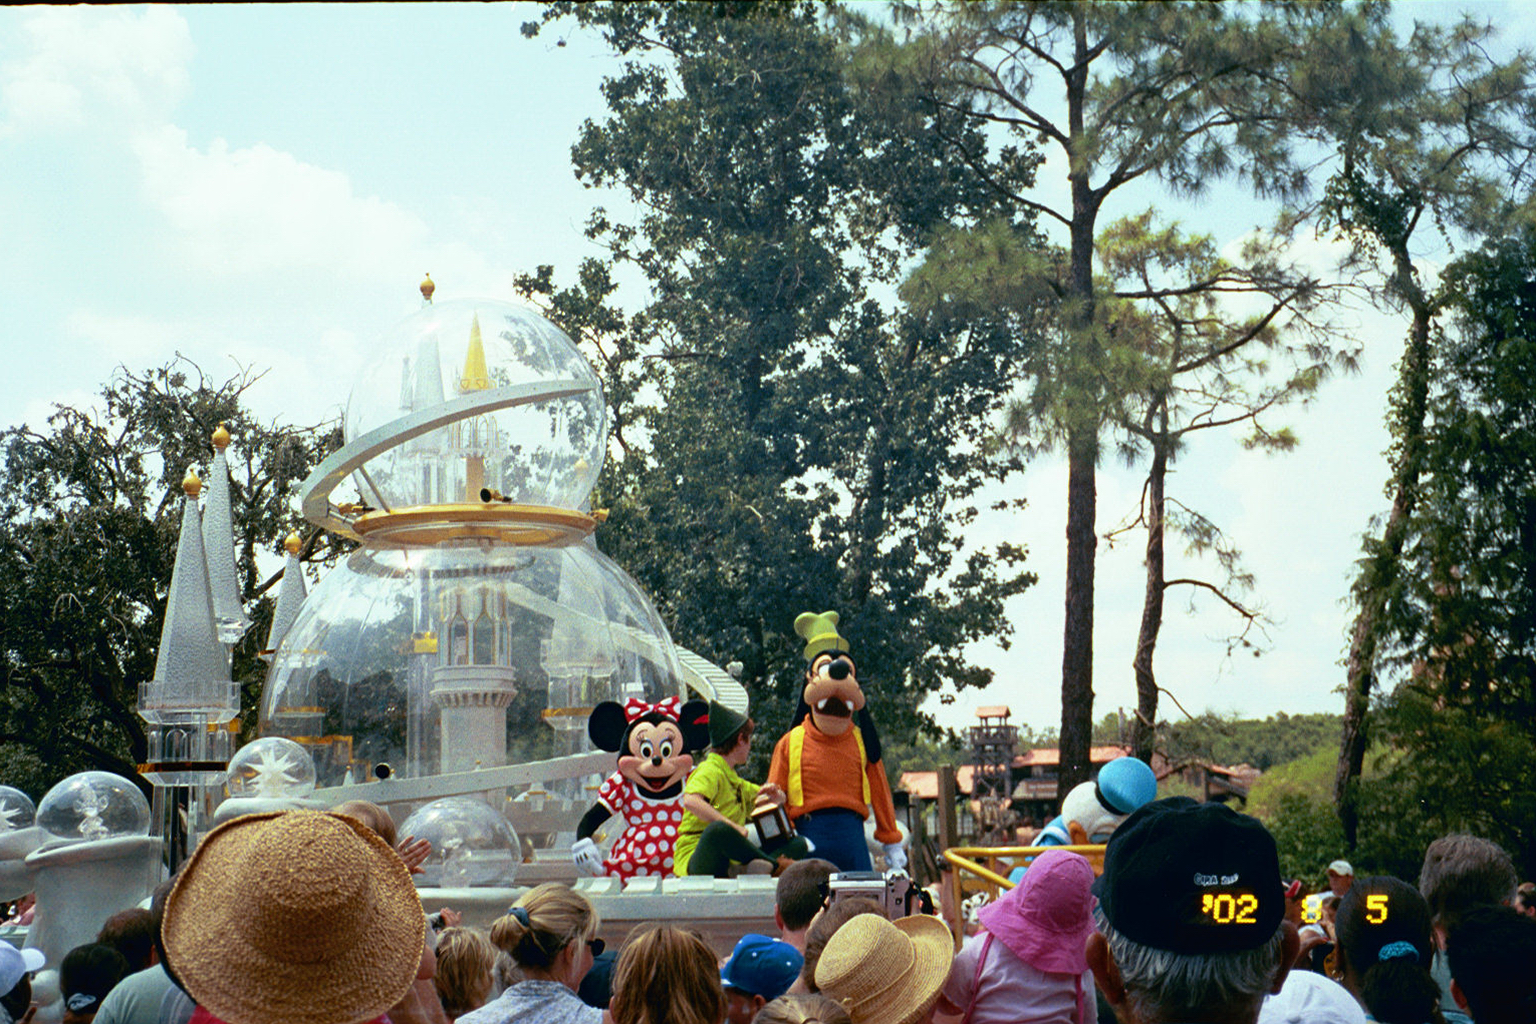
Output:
[{"xmin": 588, "ymin": 701, "xmax": 630, "ymax": 752}]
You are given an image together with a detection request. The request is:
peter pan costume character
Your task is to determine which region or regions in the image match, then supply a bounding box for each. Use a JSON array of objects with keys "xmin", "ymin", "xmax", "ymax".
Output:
[
  {"xmin": 767, "ymin": 611, "xmax": 905, "ymax": 873},
  {"xmin": 674, "ymin": 701, "xmax": 811, "ymax": 877}
]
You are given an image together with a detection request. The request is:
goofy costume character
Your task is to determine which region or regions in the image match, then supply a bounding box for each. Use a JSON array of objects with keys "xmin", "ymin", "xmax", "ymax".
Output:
[{"xmin": 768, "ymin": 611, "xmax": 905, "ymax": 872}]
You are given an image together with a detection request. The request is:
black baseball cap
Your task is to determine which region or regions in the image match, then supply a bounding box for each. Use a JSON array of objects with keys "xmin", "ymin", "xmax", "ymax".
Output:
[{"xmin": 1097, "ymin": 797, "xmax": 1284, "ymax": 954}]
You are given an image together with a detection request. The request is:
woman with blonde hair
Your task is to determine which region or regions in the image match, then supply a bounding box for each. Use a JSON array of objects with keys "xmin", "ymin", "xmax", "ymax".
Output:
[
  {"xmin": 609, "ymin": 925, "xmax": 726, "ymax": 1024},
  {"xmin": 752, "ymin": 994, "xmax": 850, "ymax": 1024},
  {"xmin": 457, "ymin": 884, "xmax": 603, "ymax": 1024},
  {"xmin": 433, "ymin": 927, "xmax": 498, "ymax": 1021}
]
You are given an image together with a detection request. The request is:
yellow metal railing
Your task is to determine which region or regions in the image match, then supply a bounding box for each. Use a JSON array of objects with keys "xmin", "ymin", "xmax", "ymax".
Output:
[{"xmin": 941, "ymin": 844, "xmax": 1107, "ymax": 942}]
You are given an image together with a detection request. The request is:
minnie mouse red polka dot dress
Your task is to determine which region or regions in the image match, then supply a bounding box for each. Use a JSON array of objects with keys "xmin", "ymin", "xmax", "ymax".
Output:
[{"xmin": 595, "ymin": 773, "xmax": 683, "ymax": 880}]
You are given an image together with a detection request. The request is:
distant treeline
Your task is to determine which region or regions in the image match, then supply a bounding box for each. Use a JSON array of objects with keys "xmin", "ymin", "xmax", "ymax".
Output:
[
  {"xmin": 1091, "ymin": 711, "xmax": 1342, "ymax": 772},
  {"xmin": 892, "ymin": 709, "xmax": 1343, "ymax": 780}
]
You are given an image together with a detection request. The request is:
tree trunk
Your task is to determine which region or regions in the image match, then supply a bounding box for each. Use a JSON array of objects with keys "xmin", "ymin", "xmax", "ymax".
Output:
[
  {"xmin": 1336, "ymin": 248, "xmax": 1433, "ymax": 846},
  {"xmin": 1131, "ymin": 416, "xmax": 1169, "ymax": 765},
  {"xmin": 1060, "ymin": 434, "xmax": 1097, "ymax": 791},
  {"xmin": 1057, "ymin": 7, "xmax": 1098, "ymax": 795}
]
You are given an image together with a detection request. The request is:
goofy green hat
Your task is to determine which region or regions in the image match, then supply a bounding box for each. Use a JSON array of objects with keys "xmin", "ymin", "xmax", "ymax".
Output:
[{"xmin": 794, "ymin": 611, "xmax": 850, "ymax": 663}]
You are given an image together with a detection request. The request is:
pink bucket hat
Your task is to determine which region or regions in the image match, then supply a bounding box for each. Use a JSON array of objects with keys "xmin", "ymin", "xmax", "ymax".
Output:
[{"xmin": 977, "ymin": 848, "xmax": 1095, "ymax": 975}]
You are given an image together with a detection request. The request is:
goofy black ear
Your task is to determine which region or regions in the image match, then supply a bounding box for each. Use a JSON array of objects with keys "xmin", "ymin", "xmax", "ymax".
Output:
[
  {"xmin": 856, "ymin": 706, "xmax": 882, "ymax": 764},
  {"xmin": 790, "ymin": 697, "xmax": 811, "ymax": 728},
  {"xmin": 588, "ymin": 701, "xmax": 630, "ymax": 752},
  {"xmin": 679, "ymin": 698, "xmax": 711, "ymax": 753}
]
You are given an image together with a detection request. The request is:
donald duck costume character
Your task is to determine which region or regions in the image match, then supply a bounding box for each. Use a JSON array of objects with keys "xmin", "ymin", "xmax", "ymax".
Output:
[
  {"xmin": 1008, "ymin": 755, "xmax": 1157, "ymax": 884},
  {"xmin": 768, "ymin": 611, "xmax": 905, "ymax": 872}
]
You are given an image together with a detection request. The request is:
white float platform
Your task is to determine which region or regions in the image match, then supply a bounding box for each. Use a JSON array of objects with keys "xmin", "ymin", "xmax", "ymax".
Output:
[{"xmin": 415, "ymin": 873, "xmax": 778, "ymax": 956}]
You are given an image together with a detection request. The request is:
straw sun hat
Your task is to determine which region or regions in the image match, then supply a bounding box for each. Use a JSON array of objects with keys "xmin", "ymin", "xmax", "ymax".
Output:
[
  {"xmin": 162, "ymin": 810, "xmax": 425, "ymax": 1024},
  {"xmin": 814, "ymin": 913, "xmax": 952, "ymax": 1024}
]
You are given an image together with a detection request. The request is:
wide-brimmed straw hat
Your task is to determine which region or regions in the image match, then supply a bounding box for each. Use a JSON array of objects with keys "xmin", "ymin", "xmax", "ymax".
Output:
[
  {"xmin": 814, "ymin": 913, "xmax": 952, "ymax": 1024},
  {"xmin": 162, "ymin": 810, "xmax": 425, "ymax": 1024}
]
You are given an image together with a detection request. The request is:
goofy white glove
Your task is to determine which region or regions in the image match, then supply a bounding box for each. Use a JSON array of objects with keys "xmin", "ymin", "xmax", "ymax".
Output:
[{"xmin": 882, "ymin": 842, "xmax": 908, "ymax": 872}]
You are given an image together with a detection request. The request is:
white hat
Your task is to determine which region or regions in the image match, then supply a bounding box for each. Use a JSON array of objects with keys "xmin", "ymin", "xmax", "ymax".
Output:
[
  {"xmin": 0, "ymin": 944, "xmax": 46, "ymax": 997},
  {"xmin": 1258, "ymin": 970, "xmax": 1365, "ymax": 1024},
  {"xmin": 1326, "ymin": 860, "xmax": 1354, "ymax": 876}
]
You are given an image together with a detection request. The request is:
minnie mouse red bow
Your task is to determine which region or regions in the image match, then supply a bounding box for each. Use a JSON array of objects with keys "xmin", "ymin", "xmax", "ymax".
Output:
[{"xmin": 622, "ymin": 695, "xmax": 683, "ymax": 723}]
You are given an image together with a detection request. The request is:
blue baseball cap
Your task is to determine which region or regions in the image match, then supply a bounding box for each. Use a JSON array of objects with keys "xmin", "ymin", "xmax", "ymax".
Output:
[{"xmin": 720, "ymin": 934, "xmax": 803, "ymax": 1001}]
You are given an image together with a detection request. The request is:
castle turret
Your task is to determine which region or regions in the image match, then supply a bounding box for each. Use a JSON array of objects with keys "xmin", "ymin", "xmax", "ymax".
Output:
[
  {"xmin": 260, "ymin": 531, "xmax": 308, "ymax": 662},
  {"xmin": 139, "ymin": 469, "xmax": 239, "ymax": 865},
  {"xmin": 202, "ymin": 424, "xmax": 251, "ymax": 645}
]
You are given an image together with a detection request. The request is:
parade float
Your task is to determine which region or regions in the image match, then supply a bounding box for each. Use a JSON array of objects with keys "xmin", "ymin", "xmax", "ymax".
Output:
[{"xmin": 233, "ymin": 280, "xmax": 761, "ymax": 944}]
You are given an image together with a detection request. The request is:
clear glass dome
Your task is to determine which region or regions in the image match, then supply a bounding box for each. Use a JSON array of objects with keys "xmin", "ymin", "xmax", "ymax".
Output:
[
  {"xmin": 343, "ymin": 298, "xmax": 606, "ymax": 511},
  {"xmin": 259, "ymin": 538, "xmax": 684, "ymax": 840},
  {"xmin": 37, "ymin": 772, "xmax": 150, "ymax": 842},
  {"xmin": 399, "ymin": 797, "xmax": 520, "ymax": 888},
  {"xmin": 0, "ymin": 787, "xmax": 35, "ymax": 833},
  {"xmin": 226, "ymin": 737, "xmax": 318, "ymax": 799}
]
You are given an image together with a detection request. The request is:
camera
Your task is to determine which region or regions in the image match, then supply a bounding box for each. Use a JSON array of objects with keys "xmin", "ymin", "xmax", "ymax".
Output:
[{"xmin": 826, "ymin": 870, "xmax": 933, "ymax": 919}]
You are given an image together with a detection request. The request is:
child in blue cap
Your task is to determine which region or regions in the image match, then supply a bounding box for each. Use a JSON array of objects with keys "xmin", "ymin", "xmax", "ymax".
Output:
[{"xmin": 720, "ymin": 935, "xmax": 803, "ymax": 1024}]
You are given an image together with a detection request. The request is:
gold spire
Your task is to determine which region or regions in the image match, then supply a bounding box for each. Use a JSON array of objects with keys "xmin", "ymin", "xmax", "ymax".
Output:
[
  {"xmin": 460, "ymin": 312, "xmax": 491, "ymax": 391},
  {"xmin": 420, "ymin": 274, "xmax": 435, "ymax": 302},
  {"xmin": 211, "ymin": 422, "xmax": 231, "ymax": 450},
  {"xmin": 284, "ymin": 531, "xmax": 302, "ymax": 555},
  {"xmin": 183, "ymin": 467, "xmax": 202, "ymax": 497}
]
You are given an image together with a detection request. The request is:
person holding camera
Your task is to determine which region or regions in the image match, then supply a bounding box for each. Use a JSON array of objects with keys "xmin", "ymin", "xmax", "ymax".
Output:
[
  {"xmin": 674, "ymin": 702, "xmax": 810, "ymax": 878},
  {"xmin": 814, "ymin": 913, "xmax": 953, "ymax": 1024}
]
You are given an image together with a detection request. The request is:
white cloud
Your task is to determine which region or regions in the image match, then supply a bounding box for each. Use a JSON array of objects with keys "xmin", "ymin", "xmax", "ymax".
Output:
[
  {"xmin": 63, "ymin": 309, "xmax": 193, "ymax": 370},
  {"xmin": 132, "ymin": 126, "xmax": 433, "ymax": 278},
  {"xmin": 0, "ymin": 7, "xmax": 191, "ymax": 136}
]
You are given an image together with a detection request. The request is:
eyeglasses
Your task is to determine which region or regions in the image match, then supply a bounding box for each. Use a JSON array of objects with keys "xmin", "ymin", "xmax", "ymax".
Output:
[{"xmin": 587, "ymin": 938, "xmax": 605, "ymax": 957}]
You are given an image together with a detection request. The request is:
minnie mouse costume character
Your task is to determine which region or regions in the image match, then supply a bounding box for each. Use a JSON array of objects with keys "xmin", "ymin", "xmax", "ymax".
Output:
[{"xmin": 571, "ymin": 695, "xmax": 710, "ymax": 881}]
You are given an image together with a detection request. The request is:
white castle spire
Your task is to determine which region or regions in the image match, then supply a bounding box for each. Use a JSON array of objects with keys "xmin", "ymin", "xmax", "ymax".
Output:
[
  {"xmin": 141, "ymin": 469, "xmax": 237, "ymax": 728},
  {"xmin": 261, "ymin": 531, "xmax": 308, "ymax": 662},
  {"xmin": 202, "ymin": 424, "xmax": 251, "ymax": 645}
]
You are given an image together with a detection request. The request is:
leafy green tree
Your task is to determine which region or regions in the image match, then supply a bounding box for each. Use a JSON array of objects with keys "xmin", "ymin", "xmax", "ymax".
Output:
[
  {"xmin": 1346, "ymin": 227, "xmax": 1536, "ymax": 879},
  {"xmin": 1297, "ymin": 12, "xmax": 1536, "ymax": 846},
  {"xmin": 0, "ymin": 362, "xmax": 341, "ymax": 796},
  {"xmin": 1093, "ymin": 215, "xmax": 1348, "ymax": 763},
  {"xmin": 1248, "ymin": 742, "xmax": 1429, "ymax": 884},
  {"xmin": 1260, "ymin": 789, "xmax": 1348, "ymax": 886},
  {"xmin": 895, "ymin": 1, "xmax": 1345, "ymax": 789},
  {"xmin": 521, "ymin": 1, "xmax": 1036, "ymax": 773},
  {"xmin": 1169, "ymin": 712, "xmax": 1345, "ymax": 773}
]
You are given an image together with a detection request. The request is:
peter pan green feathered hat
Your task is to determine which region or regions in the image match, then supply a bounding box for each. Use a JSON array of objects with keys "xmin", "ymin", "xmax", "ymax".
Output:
[
  {"xmin": 708, "ymin": 700, "xmax": 751, "ymax": 749},
  {"xmin": 794, "ymin": 610, "xmax": 850, "ymax": 663}
]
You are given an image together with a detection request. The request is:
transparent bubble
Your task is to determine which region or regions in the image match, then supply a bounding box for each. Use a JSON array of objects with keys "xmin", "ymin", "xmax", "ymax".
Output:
[
  {"xmin": 37, "ymin": 773, "xmax": 150, "ymax": 842},
  {"xmin": 399, "ymin": 797, "xmax": 520, "ymax": 888},
  {"xmin": 225, "ymin": 737, "xmax": 317, "ymax": 799},
  {"xmin": 0, "ymin": 787, "xmax": 35, "ymax": 833},
  {"xmin": 343, "ymin": 298, "xmax": 606, "ymax": 511},
  {"xmin": 260, "ymin": 541, "xmax": 683, "ymax": 789}
]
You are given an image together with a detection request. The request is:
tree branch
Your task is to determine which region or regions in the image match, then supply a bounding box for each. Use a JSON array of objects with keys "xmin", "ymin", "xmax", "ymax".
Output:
[{"xmin": 1164, "ymin": 577, "xmax": 1258, "ymax": 618}]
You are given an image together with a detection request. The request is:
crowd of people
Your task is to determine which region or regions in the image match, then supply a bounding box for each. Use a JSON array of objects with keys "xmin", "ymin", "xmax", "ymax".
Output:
[{"xmin": 1, "ymin": 796, "xmax": 1533, "ymax": 1024}]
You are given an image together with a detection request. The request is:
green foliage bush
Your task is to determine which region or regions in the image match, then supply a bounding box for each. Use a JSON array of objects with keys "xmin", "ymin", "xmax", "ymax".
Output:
[{"xmin": 1263, "ymin": 790, "xmax": 1346, "ymax": 886}]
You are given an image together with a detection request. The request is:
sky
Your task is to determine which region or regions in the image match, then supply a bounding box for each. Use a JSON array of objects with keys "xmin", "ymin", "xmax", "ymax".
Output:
[{"xmin": 2, "ymin": 3, "xmax": 1532, "ymax": 740}]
